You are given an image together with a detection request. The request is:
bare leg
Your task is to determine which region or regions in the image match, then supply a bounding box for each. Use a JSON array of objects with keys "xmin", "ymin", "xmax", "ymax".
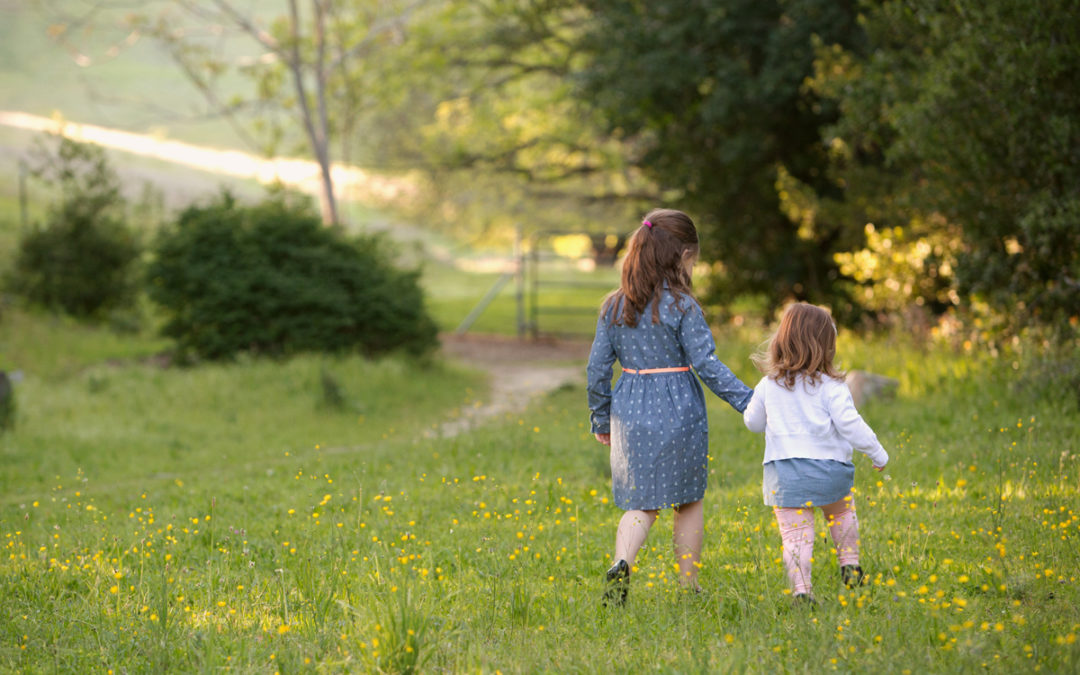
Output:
[
  {"xmin": 672, "ymin": 499, "xmax": 704, "ymax": 589},
  {"xmin": 615, "ymin": 509, "xmax": 658, "ymax": 567}
]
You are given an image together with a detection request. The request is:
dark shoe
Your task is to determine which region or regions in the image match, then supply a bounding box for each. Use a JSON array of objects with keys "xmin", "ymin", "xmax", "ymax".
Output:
[
  {"xmin": 603, "ymin": 559, "xmax": 631, "ymax": 607},
  {"xmin": 793, "ymin": 593, "xmax": 818, "ymax": 608},
  {"xmin": 841, "ymin": 564, "xmax": 866, "ymax": 588}
]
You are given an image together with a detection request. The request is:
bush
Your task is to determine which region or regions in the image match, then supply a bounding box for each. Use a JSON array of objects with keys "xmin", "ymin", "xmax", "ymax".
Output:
[
  {"xmin": 7, "ymin": 137, "xmax": 140, "ymax": 317},
  {"xmin": 147, "ymin": 192, "xmax": 438, "ymax": 360}
]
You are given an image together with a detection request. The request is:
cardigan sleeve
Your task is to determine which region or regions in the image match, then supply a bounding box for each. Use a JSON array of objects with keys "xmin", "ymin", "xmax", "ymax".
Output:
[
  {"xmin": 743, "ymin": 378, "xmax": 767, "ymax": 432},
  {"xmin": 586, "ymin": 313, "xmax": 617, "ymax": 434},
  {"xmin": 825, "ymin": 380, "xmax": 889, "ymax": 467},
  {"xmin": 678, "ymin": 300, "xmax": 753, "ymax": 413}
]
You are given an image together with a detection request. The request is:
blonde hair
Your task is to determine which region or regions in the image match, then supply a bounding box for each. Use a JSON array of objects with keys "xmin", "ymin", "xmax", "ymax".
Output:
[{"xmin": 752, "ymin": 303, "xmax": 844, "ymax": 389}]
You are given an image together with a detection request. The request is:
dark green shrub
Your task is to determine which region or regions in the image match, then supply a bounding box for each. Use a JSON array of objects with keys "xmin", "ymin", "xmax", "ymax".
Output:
[
  {"xmin": 8, "ymin": 137, "xmax": 140, "ymax": 317},
  {"xmin": 147, "ymin": 192, "xmax": 438, "ymax": 360}
]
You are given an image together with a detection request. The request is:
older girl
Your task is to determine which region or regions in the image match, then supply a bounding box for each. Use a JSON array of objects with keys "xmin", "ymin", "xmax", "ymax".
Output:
[{"xmin": 587, "ymin": 208, "xmax": 752, "ymax": 605}]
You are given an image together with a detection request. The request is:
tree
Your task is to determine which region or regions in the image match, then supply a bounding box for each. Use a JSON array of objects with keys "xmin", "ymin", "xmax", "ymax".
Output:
[
  {"xmin": 572, "ymin": 0, "xmax": 868, "ymax": 307},
  {"xmin": 813, "ymin": 0, "xmax": 1080, "ymax": 334},
  {"xmin": 8, "ymin": 136, "xmax": 141, "ymax": 318},
  {"xmin": 133, "ymin": 0, "xmax": 426, "ymax": 226},
  {"xmin": 377, "ymin": 0, "xmax": 655, "ymax": 245}
]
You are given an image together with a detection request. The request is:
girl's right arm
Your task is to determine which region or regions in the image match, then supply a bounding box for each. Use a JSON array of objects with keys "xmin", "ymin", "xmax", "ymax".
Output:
[
  {"xmin": 742, "ymin": 379, "xmax": 767, "ymax": 432},
  {"xmin": 586, "ymin": 313, "xmax": 617, "ymax": 435}
]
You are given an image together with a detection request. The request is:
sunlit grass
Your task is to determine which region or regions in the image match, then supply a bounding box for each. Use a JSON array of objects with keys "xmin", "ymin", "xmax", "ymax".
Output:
[
  {"xmin": 0, "ymin": 306, "xmax": 170, "ymax": 382},
  {"xmin": 423, "ymin": 259, "xmax": 622, "ymax": 337},
  {"xmin": 1, "ymin": 312, "xmax": 1077, "ymax": 672}
]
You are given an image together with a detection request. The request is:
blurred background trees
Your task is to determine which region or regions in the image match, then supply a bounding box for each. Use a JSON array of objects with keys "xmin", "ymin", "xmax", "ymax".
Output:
[
  {"xmin": 6, "ymin": 136, "xmax": 142, "ymax": 319},
  {"xmin": 573, "ymin": 0, "xmax": 867, "ymax": 310},
  {"xmin": 397, "ymin": 0, "xmax": 1078, "ymax": 338},
  {"xmin": 808, "ymin": 0, "xmax": 1080, "ymax": 336},
  {"xmin": 8, "ymin": 0, "xmax": 1079, "ymax": 345}
]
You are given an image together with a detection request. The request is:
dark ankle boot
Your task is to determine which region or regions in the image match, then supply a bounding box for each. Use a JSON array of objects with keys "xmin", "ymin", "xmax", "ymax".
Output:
[
  {"xmin": 603, "ymin": 559, "xmax": 631, "ymax": 607},
  {"xmin": 793, "ymin": 593, "xmax": 818, "ymax": 607},
  {"xmin": 840, "ymin": 564, "xmax": 866, "ymax": 588}
]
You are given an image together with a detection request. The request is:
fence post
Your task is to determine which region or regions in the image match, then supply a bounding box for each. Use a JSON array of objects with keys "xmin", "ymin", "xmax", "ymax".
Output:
[
  {"xmin": 529, "ymin": 237, "xmax": 540, "ymax": 339},
  {"xmin": 515, "ymin": 224, "xmax": 525, "ymax": 338},
  {"xmin": 18, "ymin": 159, "xmax": 29, "ymax": 230}
]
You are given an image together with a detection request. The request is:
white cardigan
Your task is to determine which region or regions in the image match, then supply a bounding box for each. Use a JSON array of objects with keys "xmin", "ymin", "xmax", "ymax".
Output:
[{"xmin": 743, "ymin": 374, "xmax": 889, "ymax": 468}]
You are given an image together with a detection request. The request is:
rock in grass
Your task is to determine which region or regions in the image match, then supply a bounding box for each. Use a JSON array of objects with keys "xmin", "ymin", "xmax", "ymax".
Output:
[{"xmin": 845, "ymin": 370, "xmax": 898, "ymax": 408}]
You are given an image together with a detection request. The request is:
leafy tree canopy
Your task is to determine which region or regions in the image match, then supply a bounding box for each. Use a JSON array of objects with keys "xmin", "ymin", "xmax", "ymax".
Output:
[{"xmin": 573, "ymin": 0, "xmax": 867, "ymax": 307}]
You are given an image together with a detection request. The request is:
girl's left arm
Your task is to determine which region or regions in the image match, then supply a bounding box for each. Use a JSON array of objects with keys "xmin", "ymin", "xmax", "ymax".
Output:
[
  {"xmin": 679, "ymin": 302, "xmax": 754, "ymax": 412},
  {"xmin": 586, "ymin": 314, "xmax": 617, "ymax": 434},
  {"xmin": 825, "ymin": 380, "xmax": 889, "ymax": 468}
]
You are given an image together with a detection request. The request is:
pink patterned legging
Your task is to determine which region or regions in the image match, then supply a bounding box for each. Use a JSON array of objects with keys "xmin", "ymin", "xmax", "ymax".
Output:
[{"xmin": 773, "ymin": 496, "xmax": 860, "ymax": 595}]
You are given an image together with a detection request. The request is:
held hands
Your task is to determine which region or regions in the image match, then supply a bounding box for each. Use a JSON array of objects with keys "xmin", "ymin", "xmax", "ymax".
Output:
[{"xmin": 594, "ymin": 433, "xmax": 611, "ymax": 446}]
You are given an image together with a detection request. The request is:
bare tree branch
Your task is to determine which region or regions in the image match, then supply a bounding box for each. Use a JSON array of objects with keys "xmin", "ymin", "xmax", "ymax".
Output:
[
  {"xmin": 160, "ymin": 38, "xmax": 264, "ymax": 151},
  {"xmin": 326, "ymin": 0, "xmax": 426, "ymax": 71},
  {"xmin": 205, "ymin": 0, "xmax": 280, "ymax": 52}
]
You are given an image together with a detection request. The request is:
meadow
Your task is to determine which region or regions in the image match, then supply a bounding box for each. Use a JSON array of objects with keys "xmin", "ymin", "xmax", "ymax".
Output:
[
  {"xmin": 0, "ymin": 2, "xmax": 258, "ymax": 150},
  {"xmin": 2, "ymin": 1, "xmax": 1078, "ymax": 671},
  {"xmin": 1, "ymin": 291, "xmax": 1078, "ymax": 673}
]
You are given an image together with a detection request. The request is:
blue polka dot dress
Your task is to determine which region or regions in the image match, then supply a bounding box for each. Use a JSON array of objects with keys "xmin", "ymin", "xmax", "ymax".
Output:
[{"xmin": 587, "ymin": 290, "xmax": 753, "ymax": 510}]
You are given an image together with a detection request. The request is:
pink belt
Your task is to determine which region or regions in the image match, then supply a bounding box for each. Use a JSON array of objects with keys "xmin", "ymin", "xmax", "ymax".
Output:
[{"xmin": 622, "ymin": 367, "xmax": 690, "ymax": 374}]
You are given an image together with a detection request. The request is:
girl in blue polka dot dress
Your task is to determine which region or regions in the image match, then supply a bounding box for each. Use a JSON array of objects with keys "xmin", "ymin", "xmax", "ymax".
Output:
[{"xmin": 587, "ymin": 208, "xmax": 753, "ymax": 605}]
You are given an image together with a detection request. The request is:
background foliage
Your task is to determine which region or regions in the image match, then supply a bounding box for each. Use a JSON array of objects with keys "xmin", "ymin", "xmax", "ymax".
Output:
[
  {"xmin": 33, "ymin": 0, "xmax": 1068, "ymax": 338},
  {"xmin": 574, "ymin": 0, "xmax": 866, "ymax": 307},
  {"xmin": 6, "ymin": 136, "xmax": 141, "ymax": 318},
  {"xmin": 146, "ymin": 192, "xmax": 437, "ymax": 360},
  {"xmin": 808, "ymin": 0, "xmax": 1080, "ymax": 334}
]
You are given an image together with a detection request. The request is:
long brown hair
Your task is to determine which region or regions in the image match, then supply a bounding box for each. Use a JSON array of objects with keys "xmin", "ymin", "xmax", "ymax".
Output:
[
  {"xmin": 752, "ymin": 303, "xmax": 844, "ymax": 389},
  {"xmin": 602, "ymin": 208, "xmax": 699, "ymax": 326}
]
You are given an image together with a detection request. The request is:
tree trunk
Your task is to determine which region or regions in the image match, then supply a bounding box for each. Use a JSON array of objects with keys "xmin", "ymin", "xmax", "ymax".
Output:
[{"xmin": 288, "ymin": 0, "xmax": 339, "ymax": 226}]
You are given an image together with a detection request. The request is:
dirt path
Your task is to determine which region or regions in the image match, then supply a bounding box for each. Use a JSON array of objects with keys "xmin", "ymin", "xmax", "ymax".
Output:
[
  {"xmin": 0, "ymin": 109, "xmax": 415, "ymax": 204},
  {"xmin": 435, "ymin": 334, "xmax": 592, "ymax": 436}
]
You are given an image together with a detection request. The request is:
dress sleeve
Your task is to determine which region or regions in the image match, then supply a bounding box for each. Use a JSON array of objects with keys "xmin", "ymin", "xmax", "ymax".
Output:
[
  {"xmin": 678, "ymin": 301, "xmax": 754, "ymax": 413},
  {"xmin": 586, "ymin": 312, "xmax": 617, "ymax": 434},
  {"xmin": 825, "ymin": 380, "xmax": 889, "ymax": 467},
  {"xmin": 743, "ymin": 378, "xmax": 767, "ymax": 432}
]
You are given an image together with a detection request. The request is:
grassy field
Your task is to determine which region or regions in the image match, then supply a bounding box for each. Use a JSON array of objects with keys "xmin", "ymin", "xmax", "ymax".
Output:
[
  {"xmin": 1, "ymin": 299, "xmax": 1078, "ymax": 672},
  {"xmin": 0, "ymin": 2, "xmax": 256, "ymax": 149},
  {"xmin": 4, "ymin": 4, "xmax": 1076, "ymax": 671}
]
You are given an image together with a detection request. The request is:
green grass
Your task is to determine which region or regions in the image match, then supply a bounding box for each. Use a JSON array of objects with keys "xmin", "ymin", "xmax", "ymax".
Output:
[
  {"xmin": 0, "ymin": 2, "xmax": 257, "ymax": 149},
  {"xmin": 0, "ymin": 306, "xmax": 170, "ymax": 382},
  {"xmin": 422, "ymin": 259, "xmax": 623, "ymax": 337},
  {"xmin": 1, "ymin": 308, "xmax": 1078, "ymax": 672}
]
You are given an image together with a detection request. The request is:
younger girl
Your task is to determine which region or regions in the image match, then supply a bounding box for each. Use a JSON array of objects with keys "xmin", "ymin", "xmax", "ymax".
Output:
[
  {"xmin": 587, "ymin": 208, "xmax": 753, "ymax": 606},
  {"xmin": 743, "ymin": 303, "xmax": 889, "ymax": 603}
]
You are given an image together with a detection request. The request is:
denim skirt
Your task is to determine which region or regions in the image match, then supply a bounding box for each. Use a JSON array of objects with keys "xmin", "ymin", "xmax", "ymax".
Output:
[{"xmin": 763, "ymin": 458, "xmax": 854, "ymax": 508}]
